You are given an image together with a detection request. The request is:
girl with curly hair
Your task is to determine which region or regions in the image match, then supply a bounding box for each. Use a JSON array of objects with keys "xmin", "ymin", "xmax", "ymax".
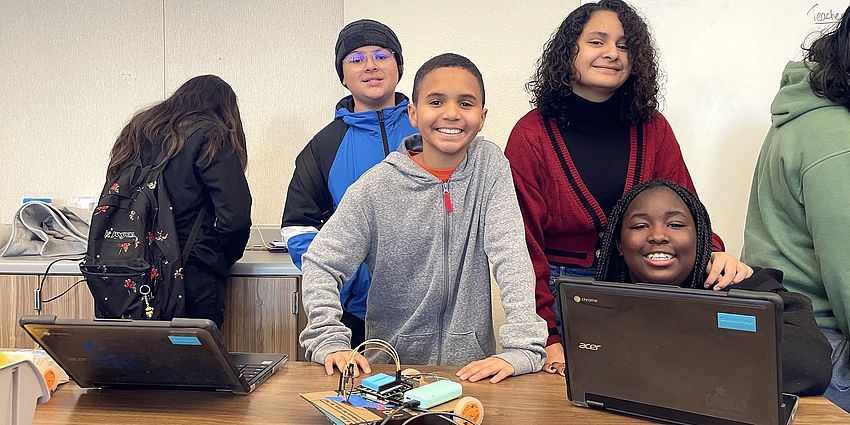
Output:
[
  {"xmin": 743, "ymin": 4, "xmax": 850, "ymax": 411},
  {"xmin": 503, "ymin": 0, "xmax": 752, "ymax": 374}
]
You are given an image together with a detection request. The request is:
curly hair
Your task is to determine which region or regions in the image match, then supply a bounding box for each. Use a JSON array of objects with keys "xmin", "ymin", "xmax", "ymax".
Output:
[
  {"xmin": 527, "ymin": 0, "xmax": 659, "ymax": 124},
  {"xmin": 594, "ymin": 179, "xmax": 713, "ymax": 289},
  {"xmin": 804, "ymin": 4, "xmax": 850, "ymax": 111}
]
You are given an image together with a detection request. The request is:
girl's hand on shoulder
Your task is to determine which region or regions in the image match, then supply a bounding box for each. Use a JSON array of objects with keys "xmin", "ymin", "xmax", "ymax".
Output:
[
  {"xmin": 705, "ymin": 252, "xmax": 754, "ymax": 290},
  {"xmin": 456, "ymin": 356, "xmax": 515, "ymax": 384}
]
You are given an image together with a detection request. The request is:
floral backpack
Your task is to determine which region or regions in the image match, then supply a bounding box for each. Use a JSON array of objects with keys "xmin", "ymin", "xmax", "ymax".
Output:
[{"xmin": 80, "ymin": 146, "xmax": 204, "ymax": 320}]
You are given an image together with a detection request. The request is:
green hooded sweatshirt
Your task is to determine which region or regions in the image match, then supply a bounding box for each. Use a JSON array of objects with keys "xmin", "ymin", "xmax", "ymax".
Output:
[{"xmin": 743, "ymin": 61, "xmax": 850, "ymax": 337}]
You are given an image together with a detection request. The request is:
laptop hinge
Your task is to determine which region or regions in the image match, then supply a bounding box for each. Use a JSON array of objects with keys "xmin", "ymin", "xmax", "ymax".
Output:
[{"xmin": 587, "ymin": 400, "xmax": 605, "ymax": 409}]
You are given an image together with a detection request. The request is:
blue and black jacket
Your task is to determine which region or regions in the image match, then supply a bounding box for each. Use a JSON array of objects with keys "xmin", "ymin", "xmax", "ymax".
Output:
[{"xmin": 281, "ymin": 93, "xmax": 416, "ymax": 320}]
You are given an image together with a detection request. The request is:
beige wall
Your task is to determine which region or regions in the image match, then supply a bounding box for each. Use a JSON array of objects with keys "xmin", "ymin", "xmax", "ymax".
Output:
[
  {"xmin": 344, "ymin": 0, "xmax": 575, "ymax": 149},
  {"xmin": 5, "ymin": 0, "xmax": 830, "ymax": 256},
  {"xmin": 620, "ymin": 0, "xmax": 849, "ymax": 256},
  {"xmin": 1, "ymin": 0, "xmax": 165, "ymax": 220},
  {"xmin": 1, "ymin": 0, "xmax": 572, "ymax": 235},
  {"xmin": 1, "ymin": 0, "xmax": 345, "ymax": 228}
]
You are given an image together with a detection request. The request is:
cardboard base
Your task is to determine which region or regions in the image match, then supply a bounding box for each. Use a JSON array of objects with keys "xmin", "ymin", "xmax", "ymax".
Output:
[{"xmin": 300, "ymin": 390, "xmax": 458, "ymax": 425}]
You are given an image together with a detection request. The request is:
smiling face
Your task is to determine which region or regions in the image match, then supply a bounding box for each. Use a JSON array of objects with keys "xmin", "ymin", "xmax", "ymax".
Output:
[
  {"xmin": 341, "ymin": 45, "xmax": 400, "ymax": 112},
  {"xmin": 407, "ymin": 67, "xmax": 487, "ymax": 169},
  {"xmin": 571, "ymin": 10, "xmax": 632, "ymax": 102},
  {"xmin": 618, "ymin": 187, "xmax": 697, "ymax": 286}
]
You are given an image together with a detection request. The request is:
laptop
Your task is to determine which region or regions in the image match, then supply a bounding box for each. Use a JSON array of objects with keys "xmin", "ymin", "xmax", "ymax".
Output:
[
  {"xmin": 558, "ymin": 278, "xmax": 798, "ymax": 425},
  {"xmin": 19, "ymin": 315, "xmax": 287, "ymax": 394}
]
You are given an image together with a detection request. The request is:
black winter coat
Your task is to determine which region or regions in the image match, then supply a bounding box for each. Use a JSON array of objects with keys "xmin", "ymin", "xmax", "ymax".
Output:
[
  {"xmin": 735, "ymin": 267, "xmax": 832, "ymax": 395},
  {"xmin": 140, "ymin": 122, "xmax": 251, "ymax": 278}
]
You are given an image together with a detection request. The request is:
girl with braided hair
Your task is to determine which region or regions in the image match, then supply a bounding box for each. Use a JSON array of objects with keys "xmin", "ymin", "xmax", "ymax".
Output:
[
  {"xmin": 595, "ymin": 180, "xmax": 711, "ymax": 287},
  {"xmin": 594, "ymin": 179, "xmax": 832, "ymax": 395},
  {"xmin": 505, "ymin": 0, "xmax": 752, "ymax": 375}
]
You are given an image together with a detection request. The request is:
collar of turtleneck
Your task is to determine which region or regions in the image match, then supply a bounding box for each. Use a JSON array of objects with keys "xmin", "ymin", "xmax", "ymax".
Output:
[{"xmin": 562, "ymin": 92, "xmax": 625, "ymax": 133}]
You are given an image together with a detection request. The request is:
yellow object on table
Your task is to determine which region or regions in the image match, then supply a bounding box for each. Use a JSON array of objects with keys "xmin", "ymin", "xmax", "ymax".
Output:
[{"xmin": 0, "ymin": 350, "xmax": 67, "ymax": 392}]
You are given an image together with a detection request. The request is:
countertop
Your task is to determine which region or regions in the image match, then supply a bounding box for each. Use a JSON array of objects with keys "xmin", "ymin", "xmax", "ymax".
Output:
[{"xmin": 0, "ymin": 249, "xmax": 300, "ymax": 276}]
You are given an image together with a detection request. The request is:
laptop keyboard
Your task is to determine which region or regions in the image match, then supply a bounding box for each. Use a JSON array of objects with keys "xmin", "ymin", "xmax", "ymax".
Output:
[{"xmin": 236, "ymin": 363, "xmax": 267, "ymax": 383}]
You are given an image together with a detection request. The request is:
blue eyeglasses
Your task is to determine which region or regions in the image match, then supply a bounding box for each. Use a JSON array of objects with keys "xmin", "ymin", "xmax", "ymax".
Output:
[{"xmin": 343, "ymin": 49, "xmax": 395, "ymax": 65}]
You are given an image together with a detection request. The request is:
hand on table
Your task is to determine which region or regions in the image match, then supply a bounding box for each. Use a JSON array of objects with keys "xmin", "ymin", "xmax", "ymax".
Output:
[{"xmin": 456, "ymin": 356, "xmax": 515, "ymax": 383}]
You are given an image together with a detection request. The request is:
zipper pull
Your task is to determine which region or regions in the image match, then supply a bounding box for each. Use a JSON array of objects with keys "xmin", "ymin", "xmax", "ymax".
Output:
[{"xmin": 442, "ymin": 183, "xmax": 453, "ymax": 213}]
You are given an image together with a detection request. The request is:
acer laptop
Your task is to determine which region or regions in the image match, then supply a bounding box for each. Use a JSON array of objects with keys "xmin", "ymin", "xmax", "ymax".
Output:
[
  {"xmin": 19, "ymin": 315, "xmax": 286, "ymax": 394},
  {"xmin": 558, "ymin": 278, "xmax": 798, "ymax": 425}
]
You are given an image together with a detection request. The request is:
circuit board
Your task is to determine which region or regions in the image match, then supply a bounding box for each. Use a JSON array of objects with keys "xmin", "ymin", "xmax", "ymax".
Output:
[
  {"xmin": 354, "ymin": 377, "xmax": 415, "ymax": 404},
  {"xmin": 338, "ymin": 372, "xmax": 419, "ymax": 406}
]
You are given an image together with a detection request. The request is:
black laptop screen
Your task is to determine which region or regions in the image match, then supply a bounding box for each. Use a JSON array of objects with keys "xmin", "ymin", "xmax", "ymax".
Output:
[
  {"xmin": 559, "ymin": 280, "xmax": 784, "ymax": 425},
  {"xmin": 26, "ymin": 324, "xmax": 234, "ymax": 388}
]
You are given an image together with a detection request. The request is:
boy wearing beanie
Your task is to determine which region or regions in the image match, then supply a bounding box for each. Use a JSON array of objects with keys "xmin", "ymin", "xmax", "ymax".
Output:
[{"xmin": 281, "ymin": 19, "xmax": 417, "ymax": 346}]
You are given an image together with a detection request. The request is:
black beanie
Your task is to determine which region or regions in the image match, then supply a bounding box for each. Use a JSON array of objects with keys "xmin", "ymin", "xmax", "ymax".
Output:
[{"xmin": 335, "ymin": 19, "xmax": 404, "ymax": 82}]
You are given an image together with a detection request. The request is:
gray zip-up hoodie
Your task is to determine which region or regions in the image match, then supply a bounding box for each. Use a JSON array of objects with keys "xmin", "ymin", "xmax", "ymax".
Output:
[{"xmin": 300, "ymin": 134, "xmax": 547, "ymax": 376}]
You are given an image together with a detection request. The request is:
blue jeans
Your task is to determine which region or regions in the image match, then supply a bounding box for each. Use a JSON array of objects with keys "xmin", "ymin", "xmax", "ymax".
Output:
[
  {"xmin": 822, "ymin": 328, "xmax": 850, "ymax": 412},
  {"xmin": 548, "ymin": 264, "xmax": 596, "ymax": 339}
]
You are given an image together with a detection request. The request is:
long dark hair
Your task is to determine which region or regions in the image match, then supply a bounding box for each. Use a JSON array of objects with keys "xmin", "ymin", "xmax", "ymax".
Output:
[
  {"xmin": 107, "ymin": 75, "xmax": 247, "ymax": 179},
  {"xmin": 804, "ymin": 5, "xmax": 850, "ymax": 111},
  {"xmin": 527, "ymin": 0, "xmax": 659, "ymax": 125},
  {"xmin": 595, "ymin": 179, "xmax": 712, "ymax": 288}
]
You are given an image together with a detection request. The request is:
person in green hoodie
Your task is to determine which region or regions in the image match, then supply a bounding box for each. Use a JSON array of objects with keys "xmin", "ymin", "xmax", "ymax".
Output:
[{"xmin": 742, "ymin": 5, "xmax": 850, "ymax": 411}]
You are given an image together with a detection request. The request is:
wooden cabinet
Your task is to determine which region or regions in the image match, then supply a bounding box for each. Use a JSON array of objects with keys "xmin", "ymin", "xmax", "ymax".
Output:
[
  {"xmin": 0, "ymin": 275, "xmax": 94, "ymax": 348},
  {"xmin": 220, "ymin": 276, "xmax": 300, "ymax": 358},
  {"xmin": 0, "ymin": 274, "xmax": 303, "ymax": 359}
]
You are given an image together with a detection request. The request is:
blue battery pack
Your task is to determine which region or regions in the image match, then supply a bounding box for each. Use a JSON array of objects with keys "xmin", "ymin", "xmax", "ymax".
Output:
[{"xmin": 361, "ymin": 373, "xmax": 396, "ymax": 392}]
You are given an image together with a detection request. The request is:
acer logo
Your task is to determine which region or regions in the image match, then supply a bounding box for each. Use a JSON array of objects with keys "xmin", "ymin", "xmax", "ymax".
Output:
[{"xmin": 578, "ymin": 342, "xmax": 602, "ymax": 351}]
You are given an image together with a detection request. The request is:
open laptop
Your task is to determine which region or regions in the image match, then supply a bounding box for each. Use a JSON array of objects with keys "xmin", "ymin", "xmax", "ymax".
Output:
[
  {"xmin": 558, "ymin": 278, "xmax": 798, "ymax": 425},
  {"xmin": 19, "ymin": 315, "xmax": 287, "ymax": 394}
]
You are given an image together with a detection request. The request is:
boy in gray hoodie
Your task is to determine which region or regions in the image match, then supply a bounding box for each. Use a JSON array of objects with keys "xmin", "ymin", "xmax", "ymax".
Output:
[{"xmin": 299, "ymin": 53, "xmax": 547, "ymax": 383}]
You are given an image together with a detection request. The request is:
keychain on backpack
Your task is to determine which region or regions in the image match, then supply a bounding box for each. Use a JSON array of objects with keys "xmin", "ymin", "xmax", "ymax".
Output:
[{"xmin": 139, "ymin": 284, "xmax": 154, "ymax": 319}]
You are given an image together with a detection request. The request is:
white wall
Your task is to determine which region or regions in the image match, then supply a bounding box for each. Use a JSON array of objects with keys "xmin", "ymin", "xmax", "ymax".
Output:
[
  {"xmin": 591, "ymin": 0, "xmax": 848, "ymax": 254},
  {"xmin": 1, "ymin": 0, "xmax": 165, "ymax": 220},
  {"xmin": 1, "ymin": 0, "xmax": 571, "ymax": 230},
  {"xmin": 1, "ymin": 0, "xmax": 345, "ymax": 227},
  {"xmin": 3, "ymin": 0, "xmax": 844, "ymax": 256},
  {"xmin": 162, "ymin": 0, "xmax": 344, "ymax": 228},
  {"xmin": 344, "ymin": 0, "xmax": 574, "ymax": 149}
]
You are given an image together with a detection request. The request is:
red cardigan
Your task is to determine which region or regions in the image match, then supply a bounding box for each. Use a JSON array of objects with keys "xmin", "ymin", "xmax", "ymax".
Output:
[{"xmin": 505, "ymin": 109, "xmax": 725, "ymax": 345}]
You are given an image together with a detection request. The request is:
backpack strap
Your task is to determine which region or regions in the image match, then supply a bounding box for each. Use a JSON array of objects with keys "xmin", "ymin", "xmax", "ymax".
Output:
[
  {"xmin": 154, "ymin": 121, "xmax": 215, "ymax": 268},
  {"xmin": 181, "ymin": 208, "xmax": 206, "ymax": 267}
]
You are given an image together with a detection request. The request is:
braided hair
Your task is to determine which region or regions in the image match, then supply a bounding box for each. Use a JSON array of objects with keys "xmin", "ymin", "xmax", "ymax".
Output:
[{"xmin": 594, "ymin": 179, "xmax": 712, "ymax": 288}]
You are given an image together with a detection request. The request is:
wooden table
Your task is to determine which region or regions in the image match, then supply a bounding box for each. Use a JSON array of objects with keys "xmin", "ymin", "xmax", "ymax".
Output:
[{"xmin": 32, "ymin": 362, "xmax": 850, "ymax": 424}]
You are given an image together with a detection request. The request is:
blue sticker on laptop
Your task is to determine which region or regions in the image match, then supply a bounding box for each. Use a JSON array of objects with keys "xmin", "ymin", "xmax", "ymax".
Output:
[
  {"xmin": 717, "ymin": 313, "xmax": 756, "ymax": 332},
  {"xmin": 168, "ymin": 335, "xmax": 202, "ymax": 345}
]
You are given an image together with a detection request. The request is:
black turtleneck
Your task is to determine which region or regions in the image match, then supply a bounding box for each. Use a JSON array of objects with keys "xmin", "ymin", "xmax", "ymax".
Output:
[{"xmin": 556, "ymin": 93, "xmax": 630, "ymax": 216}]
